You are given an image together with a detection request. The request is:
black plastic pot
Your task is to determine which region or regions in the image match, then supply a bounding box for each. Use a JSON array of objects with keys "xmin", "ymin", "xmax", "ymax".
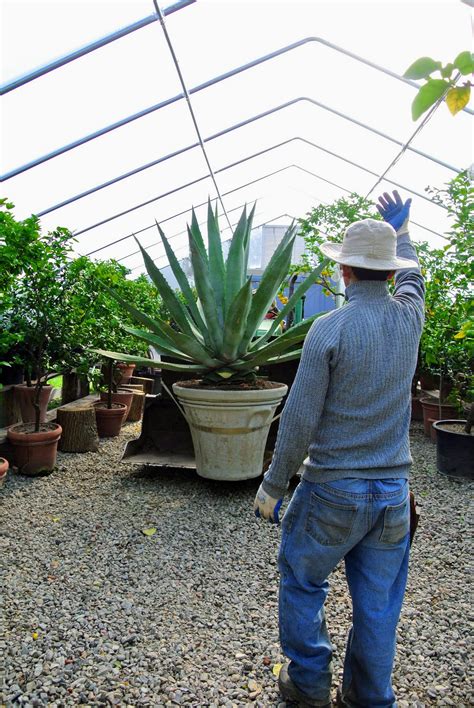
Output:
[{"xmin": 432, "ymin": 420, "xmax": 473, "ymax": 479}]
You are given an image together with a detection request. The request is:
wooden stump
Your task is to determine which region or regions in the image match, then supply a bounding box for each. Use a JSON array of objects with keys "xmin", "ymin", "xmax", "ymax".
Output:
[
  {"xmin": 57, "ymin": 405, "xmax": 99, "ymax": 452},
  {"xmin": 127, "ymin": 391, "xmax": 145, "ymax": 422},
  {"xmin": 130, "ymin": 376, "xmax": 155, "ymax": 395}
]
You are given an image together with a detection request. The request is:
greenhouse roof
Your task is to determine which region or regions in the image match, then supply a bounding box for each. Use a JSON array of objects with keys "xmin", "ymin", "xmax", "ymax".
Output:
[{"xmin": 1, "ymin": 0, "xmax": 472, "ymax": 275}]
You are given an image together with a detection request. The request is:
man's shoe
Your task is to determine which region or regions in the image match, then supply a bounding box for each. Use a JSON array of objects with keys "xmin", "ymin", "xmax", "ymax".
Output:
[{"xmin": 278, "ymin": 662, "xmax": 331, "ymax": 708}]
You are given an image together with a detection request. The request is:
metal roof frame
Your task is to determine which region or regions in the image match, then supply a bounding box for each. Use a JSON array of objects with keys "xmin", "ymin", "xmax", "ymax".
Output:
[{"xmin": 2, "ymin": 4, "xmax": 467, "ymax": 272}]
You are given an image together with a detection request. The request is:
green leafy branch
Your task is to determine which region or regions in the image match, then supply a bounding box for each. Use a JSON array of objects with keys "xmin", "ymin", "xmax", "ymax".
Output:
[{"xmin": 404, "ymin": 51, "xmax": 473, "ymax": 120}]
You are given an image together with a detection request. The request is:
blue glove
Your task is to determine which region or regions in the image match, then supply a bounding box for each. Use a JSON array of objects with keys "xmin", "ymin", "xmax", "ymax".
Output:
[
  {"xmin": 254, "ymin": 484, "xmax": 283, "ymax": 524},
  {"xmin": 376, "ymin": 191, "xmax": 411, "ymax": 233}
]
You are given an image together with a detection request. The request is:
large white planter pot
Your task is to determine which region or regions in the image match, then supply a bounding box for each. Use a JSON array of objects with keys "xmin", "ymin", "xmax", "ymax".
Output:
[{"xmin": 172, "ymin": 382, "xmax": 288, "ymax": 481}]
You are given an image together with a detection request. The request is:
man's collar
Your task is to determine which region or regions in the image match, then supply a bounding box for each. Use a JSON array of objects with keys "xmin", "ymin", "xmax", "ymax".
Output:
[{"xmin": 345, "ymin": 280, "xmax": 390, "ymax": 302}]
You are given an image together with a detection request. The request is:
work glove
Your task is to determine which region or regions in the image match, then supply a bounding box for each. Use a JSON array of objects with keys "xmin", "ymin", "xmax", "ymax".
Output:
[
  {"xmin": 376, "ymin": 190, "xmax": 411, "ymax": 234},
  {"xmin": 254, "ymin": 483, "xmax": 283, "ymax": 524}
]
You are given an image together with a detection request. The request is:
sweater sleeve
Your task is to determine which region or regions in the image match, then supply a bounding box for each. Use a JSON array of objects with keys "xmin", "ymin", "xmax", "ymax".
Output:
[
  {"xmin": 393, "ymin": 230, "xmax": 425, "ymax": 328},
  {"xmin": 261, "ymin": 316, "xmax": 334, "ymax": 499}
]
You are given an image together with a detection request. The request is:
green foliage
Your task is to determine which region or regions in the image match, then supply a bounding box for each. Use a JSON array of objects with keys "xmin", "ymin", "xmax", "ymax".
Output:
[
  {"xmin": 95, "ymin": 202, "xmax": 328, "ymax": 385},
  {"xmin": 294, "ymin": 193, "xmax": 380, "ymax": 298},
  {"xmin": 0, "ymin": 202, "xmax": 170, "ymax": 392},
  {"xmin": 404, "ymin": 52, "xmax": 473, "ymax": 119},
  {"xmin": 418, "ymin": 170, "xmax": 473, "ymax": 405}
]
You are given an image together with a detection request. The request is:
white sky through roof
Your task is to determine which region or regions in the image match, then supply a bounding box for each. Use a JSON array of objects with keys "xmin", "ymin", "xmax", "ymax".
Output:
[{"xmin": 1, "ymin": 0, "xmax": 472, "ymax": 275}]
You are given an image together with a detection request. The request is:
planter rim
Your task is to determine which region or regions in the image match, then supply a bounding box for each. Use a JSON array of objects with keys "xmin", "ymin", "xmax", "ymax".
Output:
[
  {"xmin": 7, "ymin": 422, "xmax": 62, "ymax": 443},
  {"xmin": 433, "ymin": 419, "xmax": 469, "ymax": 433},
  {"xmin": 93, "ymin": 401, "xmax": 127, "ymax": 410},
  {"xmin": 173, "ymin": 381, "xmax": 288, "ymax": 404},
  {"xmin": 420, "ymin": 397, "xmax": 457, "ymax": 407},
  {"xmin": 13, "ymin": 383, "xmax": 53, "ymax": 389}
]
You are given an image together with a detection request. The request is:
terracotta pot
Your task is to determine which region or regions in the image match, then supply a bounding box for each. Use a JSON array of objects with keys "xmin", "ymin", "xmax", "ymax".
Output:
[
  {"xmin": 93, "ymin": 402, "xmax": 127, "ymax": 437},
  {"xmin": 116, "ymin": 363, "xmax": 136, "ymax": 385},
  {"xmin": 99, "ymin": 390, "xmax": 133, "ymax": 418},
  {"xmin": 13, "ymin": 384, "xmax": 53, "ymax": 423},
  {"xmin": 420, "ymin": 398, "xmax": 458, "ymax": 442},
  {"xmin": 7, "ymin": 422, "xmax": 62, "ymax": 476},
  {"xmin": 0, "ymin": 457, "xmax": 8, "ymax": 486}
]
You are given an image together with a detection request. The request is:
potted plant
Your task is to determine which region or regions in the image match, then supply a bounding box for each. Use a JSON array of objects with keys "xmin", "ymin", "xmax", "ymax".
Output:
[
  {"xmin": 98, "ymin": 361, "xmax": 134, "ymax": 419},
  {"xmin": 95, "ymin": 201, "xmax": 328, "ymax": 480},
  {"xmin": 418, "ymin": 171, "xmax": 472, "ymax": 441},
  {"xmin": 93, "ymin": 360, "xmax": 127, "ymax": 437},
  {"xmin": 4, "ymin": 219, "xmax": 72, "ymax": 475}
]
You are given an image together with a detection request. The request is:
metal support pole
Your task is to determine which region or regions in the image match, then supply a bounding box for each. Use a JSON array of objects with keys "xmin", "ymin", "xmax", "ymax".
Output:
[
  {"xmin": 0, "ymin": 0, "xmax": 196, "ymax": 95},
  {"xmin": 73, "ymin": 135, "xmax": 447, "ymax": 238},
  {"xmin": 3, "ymin": 36, "xmax": 469, "ymax": 180},
  {"xmin": 34, "ymin": 96, "xmax": 460, "ymax": 218}
]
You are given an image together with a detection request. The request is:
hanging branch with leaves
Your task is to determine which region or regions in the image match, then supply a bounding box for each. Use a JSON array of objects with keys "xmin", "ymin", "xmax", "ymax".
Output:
[{"xmin": 404, "ymin": 51, "xmax": 474, "ymax": 120}]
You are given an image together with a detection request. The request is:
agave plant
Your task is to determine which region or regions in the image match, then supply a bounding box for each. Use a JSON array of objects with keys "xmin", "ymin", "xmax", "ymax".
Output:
[{"xmin": 94, "ymin": 202, "xmax": 328, "ymax": 385}]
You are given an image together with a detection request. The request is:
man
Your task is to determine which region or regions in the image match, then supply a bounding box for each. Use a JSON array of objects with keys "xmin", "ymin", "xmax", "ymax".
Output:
[{"xmin": 254, "ymin": 191, "xmax": 424, "ymax": 707}]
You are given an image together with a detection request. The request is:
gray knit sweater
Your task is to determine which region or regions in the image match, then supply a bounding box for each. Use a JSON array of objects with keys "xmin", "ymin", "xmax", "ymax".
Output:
[{"xmin": 262, "ymin": 232, "xmax": 425, "ymax": 500}]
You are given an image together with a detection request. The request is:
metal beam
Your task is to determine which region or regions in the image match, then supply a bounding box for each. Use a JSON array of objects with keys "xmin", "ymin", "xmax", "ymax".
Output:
[
  {"xmin": 0, "ymin": 0, "xmax": 196, "ymax": 95},
  {"xmin": 129, "ymin": 213, "xmax": 297, "ymax": 273},
  {"xmin": 4, "ymin": 35, "xmax": 470, "ymax": 181},
  {"xmin": 35, "ymin": 96, "xmax": 460, "ymax": 218},
  {"xmin": 73, "ymin": 135, "xmax": 447, "ymax": 237}
]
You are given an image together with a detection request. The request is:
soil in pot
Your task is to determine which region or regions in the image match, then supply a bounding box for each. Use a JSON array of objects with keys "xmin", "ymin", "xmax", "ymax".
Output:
[
  {"xmin": 93, "ymin": 402, "xmax": 127, "ymax": 438},
  {"xmin": 7, "ymin": 421, "xmax": 62, "ymax": 476},
  {"xmin": 13, "ymin": 384, "xmax": 53, "ymax": 424},
  {"xmin": 432, "ymin": 420, "xmax": 474, "ymax": 479}
]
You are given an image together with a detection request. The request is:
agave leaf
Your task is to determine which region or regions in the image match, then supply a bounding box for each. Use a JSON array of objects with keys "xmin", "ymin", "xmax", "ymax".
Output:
[
  {"xmin": 154, "ymin": 220, "xmax": 208, "ymax": 336},
  {"xmin": 207, "ymin": 200, "xmax": 226, "ymax": 327},
  {"xmin": 101, "ymin": 284, "xmax": 179, "ymax": 342},
  {"xmin": 250, "ymin": 259, "xmax": 330, "ymax": 349},
  {"xmin": 190, "ymin": 209, "xmax": 208, "ymax": 264},
  {"xmin": 224, "ymin": 206, "xmax": 247, "ymax": 316},
  {"xmin": 188, "ymin": 225, "xmax": 222, "ymax": 351},
  {"xmin": 243, "ymin": 314, "xmax": 321, "ymax": 367},
  {"xmin": 122, "ymin": 326, "xmax": 221, "ymax": 367},
  {"xmin": 221, "ymin": 279, "xmax": 253, "ymax": 362},
  {"xmin": 135, "ymin": 237, "xmax": 194, "ymax": 337},
  {"xmin": 242, "ymin": 202, "xmax": 256, "ymax": 277},
  {"xmin": 265, "ymin": 348, "xmax": 304, "ymax": 364},
  {"xmin": 92, "ymin": 349, "xmax": 205, "ymax": 372},
  {"xmin": 121, "ymin": 325, "xmax": 193, "ymax": 360},
  {"xmin": 239, "ymin": 231, "xmax": 296, "ymax": 353}
]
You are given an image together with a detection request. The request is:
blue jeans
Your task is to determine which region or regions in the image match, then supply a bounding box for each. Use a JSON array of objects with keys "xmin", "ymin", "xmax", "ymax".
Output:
[{"xmin": 278, "ymin": 477, "xmax": 410, "ymax": 707}]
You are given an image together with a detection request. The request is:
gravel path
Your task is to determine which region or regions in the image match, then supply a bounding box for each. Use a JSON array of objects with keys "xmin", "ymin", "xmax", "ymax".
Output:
[{"xmin": 2, "ymin": 420, "xmax": 472, "ymax": 707}]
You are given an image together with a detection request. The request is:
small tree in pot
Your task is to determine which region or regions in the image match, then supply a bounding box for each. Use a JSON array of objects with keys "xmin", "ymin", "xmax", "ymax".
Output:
[
  {"xmin": 95, "ymin": 201, "xmax": 328, "ymax": 480},
  {"xmin": 4, "ymin": 213, "xmax": 72, "ymax": 474}
]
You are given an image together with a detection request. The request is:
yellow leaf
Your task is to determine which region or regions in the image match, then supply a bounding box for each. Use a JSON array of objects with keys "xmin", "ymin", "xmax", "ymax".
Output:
[
  {"xmin": 272, "ymin": 663, "xmax": 283, "ymax": 677},
  {"xmin": 454, "ymin": 330, "xmax": 466, "ymax": 339},
  {"xmin": 32, "ymin": 632, "xmax": 39, "ymax": 640},
  {"xmin": 446, "ymin": 86, "xmax": 471, "ymax": 116},
  {"xmin": 142, "ymin": 527, "xmax": 157, "ymax": 536},
  {"xmin": 216, "ymin": 370, "xmax": 233, "ymax": 379},
  {"xmin": 52, "ymin": 517, "xmax": 61, "ymax": 522}
]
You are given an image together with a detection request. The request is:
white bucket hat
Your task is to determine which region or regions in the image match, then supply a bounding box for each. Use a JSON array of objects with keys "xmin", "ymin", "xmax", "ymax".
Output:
[{"xmin": 320, "ymin": 218, "xmax": 418, "ymax": 270}]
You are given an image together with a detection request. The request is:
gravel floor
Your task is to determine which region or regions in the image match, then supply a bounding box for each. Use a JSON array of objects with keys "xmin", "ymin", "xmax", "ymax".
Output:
[{"xmin": 2, "ymin": 420, "xmax": 472, "ymax": 707}]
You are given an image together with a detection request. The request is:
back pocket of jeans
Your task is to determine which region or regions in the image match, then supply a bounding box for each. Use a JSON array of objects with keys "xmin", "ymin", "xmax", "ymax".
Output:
[
  {"xmin": 306, "ymin": 493, "xmax": 357, "ymax": 546},
  {"xmin": 380, "ymin": 496, "xmax": 410, "ymax": 544}
]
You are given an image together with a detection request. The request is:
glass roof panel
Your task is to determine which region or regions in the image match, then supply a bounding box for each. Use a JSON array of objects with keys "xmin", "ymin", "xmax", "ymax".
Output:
[{"xmin": 1, "ymin": 0, "xmax": 472, "ymax": 277}]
